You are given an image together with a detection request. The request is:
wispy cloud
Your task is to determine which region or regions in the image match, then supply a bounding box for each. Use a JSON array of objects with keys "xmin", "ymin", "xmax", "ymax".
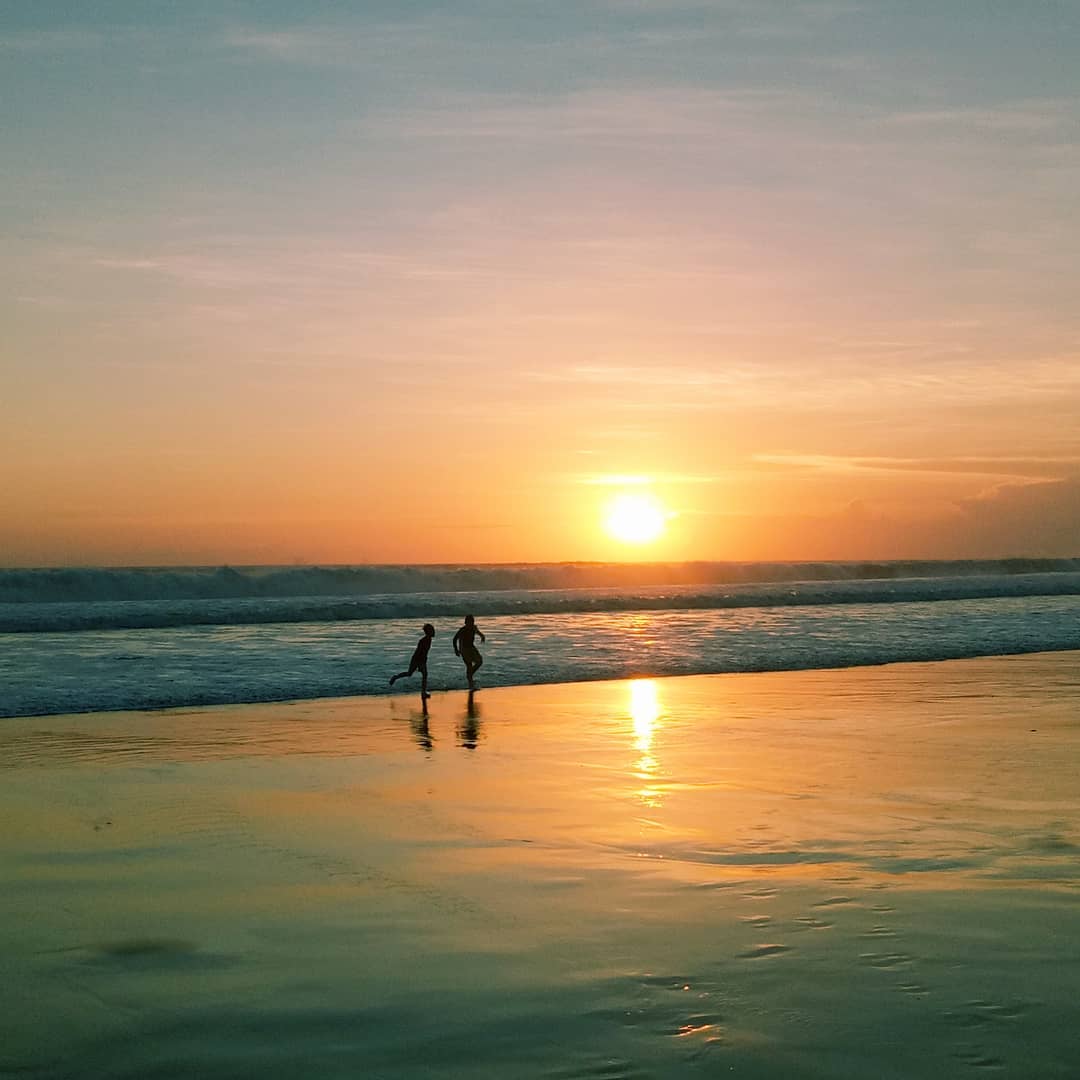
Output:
[
  {"xmin": 531, "ymin": 364, "xmax": 737, "ymax": 389},
  {"xmin": 90, "ymin": 245, "xmax": 490, "ymax": 292},
  {"xmin": 575, "ymin": 471, "xmax": 720, "ymax": 486},
  {"xmin": 753, "ymin": 454, "xmax": 1080, "ymax": 481},
  {"xmin": 94, "ymin": 257, "xmax": 165, "ymax": 272},
  {"xmin": 883, "ymin": 100, "xmax": 1079, "ymax": 136},
  {"xmin": 220, "ymin": 28, "xmax": 333, "ymax": 60},
  {"xmin": 527, "ymin": 355, "xmax": 1080, "ymax": 407},
  {"xmin": 363, "ymin": 85, "xmax": 837, "ymax": 145},
  {"xmin": 0, "ymin": 29, "xmax": 104, "ymax": 52},
  {"xmin": 219, "ymin": 26, "xmax": 392, "ymax": 65},
  {"xmin": 218, "ymin": 0, "xmax": 862, "ymax": 68},
  {"xmin": 217, "ymin": 17, "xmax": 487, "ymax": 69}
]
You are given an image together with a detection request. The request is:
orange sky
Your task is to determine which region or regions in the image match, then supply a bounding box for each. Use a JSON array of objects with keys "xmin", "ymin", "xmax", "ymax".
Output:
[{"xmin": 3, "ymin": 4, "xmax": 1079, "ymax": 566}]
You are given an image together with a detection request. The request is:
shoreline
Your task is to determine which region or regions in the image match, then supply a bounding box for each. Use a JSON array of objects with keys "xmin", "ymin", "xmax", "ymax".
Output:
[
  {"xmin": 4, "ymin": 651, "xmax": 1079, "ymax": 1078},
  {"xmin": 5, "ymin": 644, "xmax": 1080, "ymax": 723}
]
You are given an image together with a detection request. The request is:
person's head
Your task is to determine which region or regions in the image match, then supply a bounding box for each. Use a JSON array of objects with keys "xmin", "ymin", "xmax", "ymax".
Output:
[
  {"xmin": 422, "ymin": 623, "xmax": 435, "ymax": 637},
  {"xmin": 464, "ymin": 614, "xmax": 475, "ymax": 625}
]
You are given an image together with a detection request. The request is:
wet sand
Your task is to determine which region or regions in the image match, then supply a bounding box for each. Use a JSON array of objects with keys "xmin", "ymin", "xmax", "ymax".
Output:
[{"xmin": 2, "ymin": 653, "xmax": 1079, "ymax": 1078}]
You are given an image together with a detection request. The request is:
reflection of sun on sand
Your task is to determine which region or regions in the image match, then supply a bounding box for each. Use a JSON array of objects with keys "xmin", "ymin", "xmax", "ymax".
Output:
[
  {"xmin": 2, "ymin": 653, "xmax": 1079, "ymax": 1077},
  {"xmin": 629, "ymin": 678, "xmax": 664, "ymax": 806}
]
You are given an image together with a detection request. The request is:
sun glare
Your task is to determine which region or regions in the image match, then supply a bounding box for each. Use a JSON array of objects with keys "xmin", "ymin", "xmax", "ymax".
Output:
[{"xmin": 604, "ymin": 493, "xmax": 668, "ymax": 545}]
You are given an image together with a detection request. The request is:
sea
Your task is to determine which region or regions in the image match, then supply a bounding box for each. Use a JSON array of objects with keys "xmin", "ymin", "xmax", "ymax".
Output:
[{"xmin": 3, "ymin": 559, "xmax": 1080, "ymax": 719}]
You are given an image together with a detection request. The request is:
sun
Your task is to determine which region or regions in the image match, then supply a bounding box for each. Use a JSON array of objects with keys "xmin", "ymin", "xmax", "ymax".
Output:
[{"xmin": 604, "ymin": 492, "xmax": 668, "ymax": 545}]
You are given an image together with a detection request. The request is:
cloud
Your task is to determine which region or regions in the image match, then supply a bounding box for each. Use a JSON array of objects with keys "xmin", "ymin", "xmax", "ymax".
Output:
[
  {"xmin": 718, "ymin": 477, "xmax": 1080, "ymax": 560},
  {"xmin": 883, "ymin": 101, "xmax": 1076, "ymax": 135},
  {"xmin": 529, "ymin": 355, "xmax": 1080, "ymax": 412},
  {"xmin": 754, "ymin": 454, "xmax": 1080, "ymax": 480},
  {"xmin": 535, "ymin": 364, "xmax": 734, "ymax": 388},
  {"xmin": 0, "ymin": 29, "xmax": 104, "ymax": 52},
  {"xmin": 89, "ymin": 244, "xmax": 488, "ymax": 293},
  {"xmin": 218, "ymin": 2, "xmax": 860, "ymax": 67},
  {"xmin": 575, "ymin": 472, "xmax": 720, "ymax": 486},
  {"xmin": 94, "ymin": 257, "xmax": 165, "ymax": 272},
  {"xmin": 956, "ymin": 477, "xmax": 1080, "ymax": 557},
  {"xmin": 220, "ymin": 28, "xmax": 333, "ymax": 60},
  {"xmin": 363, "ymin": 86, "xmax": 804, "ymax": 144},
  {"xmin": 217, "ymin": 26, "xmax": 425, "ymax": 66}
]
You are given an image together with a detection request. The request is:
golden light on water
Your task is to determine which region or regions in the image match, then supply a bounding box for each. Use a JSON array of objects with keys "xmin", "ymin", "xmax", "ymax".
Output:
[
  {"xmin": 630, "ymin": 679, "xmax": 661, "ymax": 753},
  {"xmin": 604, "ymin": 493, "xmax": 668, "ymax": 545},
  {"xmin": 629, "ymin": 679, "xmax": 664, "ymax": 807}
]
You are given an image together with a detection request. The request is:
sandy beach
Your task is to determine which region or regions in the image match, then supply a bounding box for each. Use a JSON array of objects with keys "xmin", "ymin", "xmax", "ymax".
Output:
[{"xmin": 3, "ymin": 652, "xmax": 1079, "ymax": 1079}]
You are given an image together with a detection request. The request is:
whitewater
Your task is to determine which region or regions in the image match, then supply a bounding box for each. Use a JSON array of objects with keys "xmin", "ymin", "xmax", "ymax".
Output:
[{"xmin": 3, "ymin": 560, "xmax": 1080, "ymax": 718}]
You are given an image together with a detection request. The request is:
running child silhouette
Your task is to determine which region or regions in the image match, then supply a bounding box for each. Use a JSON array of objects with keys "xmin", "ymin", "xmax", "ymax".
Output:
[
  {"xmin": 390, "ymin": 623, "xmax": 435, "ymax": 699},
  {"xmin": 452, "ymin": 614, "xmax": 486, "ymax": 690}
]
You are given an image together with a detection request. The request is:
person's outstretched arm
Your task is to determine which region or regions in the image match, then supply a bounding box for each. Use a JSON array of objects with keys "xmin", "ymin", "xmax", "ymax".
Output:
[
  {"xmin": 452, "ymin": 628, "xmax": 462, "ymax": 655},
  {"xmin": 478, "ymin": 627, "xmax": 486, "ymax": 643}
]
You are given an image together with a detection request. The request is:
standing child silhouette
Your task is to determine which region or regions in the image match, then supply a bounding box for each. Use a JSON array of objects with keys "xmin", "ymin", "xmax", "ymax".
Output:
[
  {"xmin": 390, "ymin": 623, "xmax": 435, "ymax": 699},
  {"xmin": 452, "ymin": 614, "xmax": 486, "ymax": 690}
]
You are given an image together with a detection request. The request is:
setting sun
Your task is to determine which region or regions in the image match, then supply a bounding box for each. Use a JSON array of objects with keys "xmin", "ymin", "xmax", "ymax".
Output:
[{"xmin": 604, "ymin": 493, "xmax": 668, "ymax": 545}]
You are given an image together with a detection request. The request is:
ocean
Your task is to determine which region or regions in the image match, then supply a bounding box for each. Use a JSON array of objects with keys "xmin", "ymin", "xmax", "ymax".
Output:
[{"xmin": 3, "ymin": 559, "xmax": 1080, "ymax": 718}]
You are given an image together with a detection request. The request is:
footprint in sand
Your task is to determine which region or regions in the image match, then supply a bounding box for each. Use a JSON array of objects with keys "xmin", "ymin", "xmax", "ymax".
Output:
[
  {"xmin": 739, "ymin": 914, "xmax": 772, "ymax": 927},
  {"xmin": 665, "ymin": 1013, "xmax": 724, "ymax": 1039},
  {"xmin": 593, "ymin": 973, "xmax": 730, "ymax": 1065},
  {"xmin": 859, "ymin": 951, "xmax": 915, "ymax": 969},
  {"xmin": 737, "ymin": 944, "xmax": 791, "ymax": 960},
  {"xmin": 81, "ymin": 939, "xmax": 237, "ymax": 971},
  {"xmin": 546, "ymin": 1057, "xmax": 650, "ymax": 1079},
  {"xmin": 792, "ymin": 915, "xmax": 832, "ymax": 931},
  {"xmin": 855, "ymin": 903, "xmax": 939, "ymax": 1006},
  {"xmin": 944, "ymin": 1000, "xmax": 1031, "ymax": 1029},
  {"xmin": 952, "ymin": 1045, "xmax": 1006, "ymax": 1071},
  {"xmin": 635, "ymin": 973, "xmax": 700, "ymax": 990},
  {"xmin": 812, "ymin": 895, "xmax": 855, "ymax": 907}
]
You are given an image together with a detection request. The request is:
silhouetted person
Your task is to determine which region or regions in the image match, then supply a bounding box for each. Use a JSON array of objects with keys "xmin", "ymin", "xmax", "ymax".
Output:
[
  {"xmin": 390, "ymin": 623, "xmax": 435, "ymax": 699},
  {"xmin": 452, "ymin": 614, "xmax": 485, "ymax": 690}
]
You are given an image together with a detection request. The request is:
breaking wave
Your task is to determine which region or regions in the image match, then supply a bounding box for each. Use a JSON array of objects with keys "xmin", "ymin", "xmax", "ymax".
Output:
[
  {"xmin": 1, "ymin": 561, "xmax": 1080, "ymax": 633},
  {"xmin": 4, "ymin": 558, "xmax": 1079, "ymax": 605}
]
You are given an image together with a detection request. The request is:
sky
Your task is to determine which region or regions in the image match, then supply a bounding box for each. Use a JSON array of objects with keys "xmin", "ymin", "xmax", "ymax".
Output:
[{"xmin": 3, "ymin": 1, "xmax": 1079, "ymax": 566}]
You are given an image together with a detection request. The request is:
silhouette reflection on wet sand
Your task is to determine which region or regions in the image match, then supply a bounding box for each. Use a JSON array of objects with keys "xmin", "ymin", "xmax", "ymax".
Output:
[
  {"xmin": 400, "ymin": 692, "xmax": 481, "ymax": 752},
  {"xmin": 458, "ymin": 691, "xmax": 482, "ymax": 750},
  {"xmin": 409, "ymin": 708, "xmax": 433, "ymax": 752}
]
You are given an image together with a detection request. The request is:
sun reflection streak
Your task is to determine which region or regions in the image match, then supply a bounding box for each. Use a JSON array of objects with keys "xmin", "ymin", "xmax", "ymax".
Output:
[
  {"xmin": 631, "ymin": 679, "xmax": 660, "ymax": 752},
  {"xmin": 629, "ymin": 679, "xmax": 664, "ymax": 807}
]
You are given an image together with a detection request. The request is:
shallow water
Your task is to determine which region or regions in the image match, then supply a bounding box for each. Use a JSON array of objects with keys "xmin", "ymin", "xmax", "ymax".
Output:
[
  {"xmin": 5, "ymin": 593, "xmax": 1080, "ymax": 717},
  {"xmin": 2, "ymin": 654, "xmax": 1079, "ymax": 1078}
]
